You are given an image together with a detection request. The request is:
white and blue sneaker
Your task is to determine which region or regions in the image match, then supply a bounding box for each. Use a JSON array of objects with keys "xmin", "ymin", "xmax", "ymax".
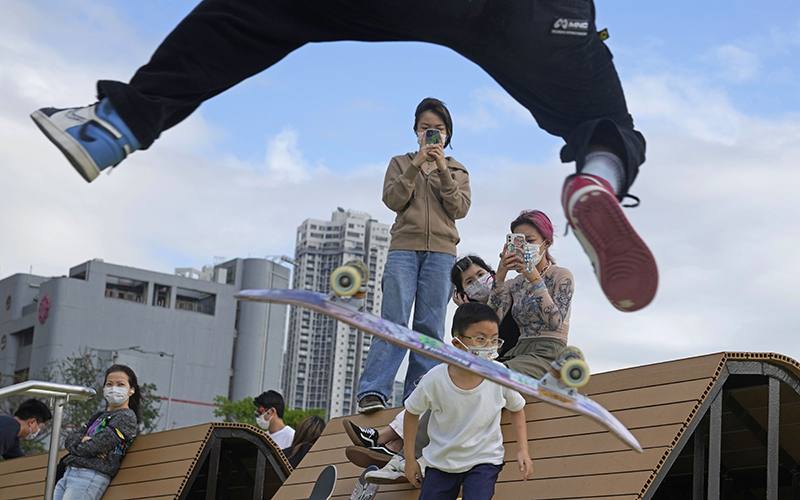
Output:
[{"xmin": 30, "ymin": 98, "xmax": 140, "ymax": 183}]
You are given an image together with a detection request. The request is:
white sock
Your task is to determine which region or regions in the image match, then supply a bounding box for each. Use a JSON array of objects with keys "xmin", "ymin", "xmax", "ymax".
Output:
[{"xmin": 582, "ymin": 151, "xmax": 625, "ymax": 194}]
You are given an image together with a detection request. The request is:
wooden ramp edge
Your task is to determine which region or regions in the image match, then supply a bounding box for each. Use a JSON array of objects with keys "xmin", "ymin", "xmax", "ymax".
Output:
[
  {"xmin": 275, "ymin": 351, "xmax": 800, "ymax": 500},
  {"xmin": 0, "ymin": 421, "xmax": 292, "ymax": 500}
]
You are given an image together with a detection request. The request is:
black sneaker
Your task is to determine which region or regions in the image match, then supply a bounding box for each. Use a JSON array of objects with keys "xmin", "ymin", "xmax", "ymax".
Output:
[
  {"xmin": 357, "ymin": 395, "xmax": 386, "ymax": 414},
  {"xmin": 345, "ymin": 445, "xmax": 396, "ymax": 468},
  {"xmin": 343, "ymin": 419, "xmax": 379, "ymax": 448}
]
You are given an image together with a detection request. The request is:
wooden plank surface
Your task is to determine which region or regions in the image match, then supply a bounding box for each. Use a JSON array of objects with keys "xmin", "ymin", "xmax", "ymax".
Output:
[
  {"xmin": 0, "ymin": 450, "xmax": 66, "ymax": 476},
  {"xmin": 118, "ymin": 441, "xmax": 204, "ymax": 468},
  {"xmin": 126, "ymin": 423, "xmax": 210, "ymax": 451},
  {"xmin": 582, "ymin": 353, "xmax": 724, "ymax": 395},
  {"xmin": 102, "ymin": 477, "xmax": 185, "ymax": 500},
  {"xmin": 112, "ymin": 458, "xmax": 195, "ymax": 485}
]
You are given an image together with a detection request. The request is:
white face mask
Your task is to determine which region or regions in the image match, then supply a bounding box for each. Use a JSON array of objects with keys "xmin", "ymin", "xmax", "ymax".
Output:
[
  {"xmin": 463, "ymin": 274, "xmax": 495, "ymax": 303},
  {"xmin": 27, "ymin": 422, "xmax": 40, "ymax": 440},
  {"xmin": 416, "ymin": 130, "xmax": 448, "ymax": 147},
  {"xmin": 104, "ymin": 386, "xmax": 132, "ymax": 407},
  {"xmin": 455, "ymin": 338, "xmax": 500, "ymax": 361},
  {"xmin": 256, "ymin": 413, "xmax": 272, "ymax": 430}
]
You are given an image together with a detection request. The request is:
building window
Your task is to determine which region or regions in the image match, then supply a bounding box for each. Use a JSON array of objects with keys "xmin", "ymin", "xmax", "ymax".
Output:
[
  {"xmin": 18, "ymin": 328, "xmax": 34, "ymax": 347},
  {"xmin": 105, "ymin": 276, "xmax": 148, "ymax": 303},
  {"xmin": 175, "ymin": 288, "xmax": 216, "ymax": 315},
  {"xmin": 153, "ymin": 284, "xmax": 171, "ymax": 308},
  {"xmin": 225, "ymin": 265, "xmax": 236, "ymax": 285},
  {"xmin": 14, "ymin": 368, "xmax": 29, "ymax": 384}
]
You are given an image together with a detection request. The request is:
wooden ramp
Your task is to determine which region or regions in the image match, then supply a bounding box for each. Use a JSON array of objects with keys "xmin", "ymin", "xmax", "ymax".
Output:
[
  {"xmin": 0, "ymin": 422, "xmax": 291, "ymax": 500},
  {"xmin": 275, "ymin": 352, "xmax": 800, "ymax": 500}
]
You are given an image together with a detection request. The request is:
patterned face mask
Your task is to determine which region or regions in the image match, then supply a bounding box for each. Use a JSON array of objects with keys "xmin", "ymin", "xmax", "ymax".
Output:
[
  {"xmin": 455, "ymin": 337, "xmax": 499, "ymax": 361},
  {"xmin": 464, "ymin": 273, "xmax": 495, "ymax": 303}
]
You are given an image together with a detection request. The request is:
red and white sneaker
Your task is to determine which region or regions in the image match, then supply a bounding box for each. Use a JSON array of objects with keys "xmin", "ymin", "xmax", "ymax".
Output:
[{"xmin": 561, "ymin": 174, "xmax": 658, "ymax": 312}]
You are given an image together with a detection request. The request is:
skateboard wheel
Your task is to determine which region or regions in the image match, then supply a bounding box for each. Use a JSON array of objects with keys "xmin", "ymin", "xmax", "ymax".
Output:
[
  {"xmin": 561, "ymin": 359, "xmax": 590, "ymax": 388},
  {"xmin": 330, "ymin": 266, "xmax": 362, "ymax": 297},
  {"xmin": 557, "ymin": 346, "xmax": 585, "ymax": 363},
  {"xmin": 342, "ymin": 259, "xmax": 370, "ymax": 283}
]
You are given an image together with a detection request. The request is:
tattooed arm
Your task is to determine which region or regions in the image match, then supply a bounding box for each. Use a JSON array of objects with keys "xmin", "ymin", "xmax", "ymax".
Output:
[
  {"xmin": 516, "ymin": 267, "xmax": 574, "ymax": 331},
  {"xmin": 539, "ymin": 268, "xmax": 574, "ymax": 330},
  {"xmin": 488, "ymin": 277, "xmax": 513, "ymax": 322}
]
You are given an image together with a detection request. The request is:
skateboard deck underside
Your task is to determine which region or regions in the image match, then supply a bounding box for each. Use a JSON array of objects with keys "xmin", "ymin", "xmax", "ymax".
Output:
[{"xmin": 235, "ymin": 289, "xmax": 641, "ymax": 452}]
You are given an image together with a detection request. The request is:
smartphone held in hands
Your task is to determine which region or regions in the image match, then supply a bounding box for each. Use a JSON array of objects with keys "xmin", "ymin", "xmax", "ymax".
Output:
[
  {"xmin": 506, "ymin": 233, "xmax": 528, "ymax": 271},
  {"xmin": 425, "ymin": 129, "xmax": 441, "ymax": 145}
]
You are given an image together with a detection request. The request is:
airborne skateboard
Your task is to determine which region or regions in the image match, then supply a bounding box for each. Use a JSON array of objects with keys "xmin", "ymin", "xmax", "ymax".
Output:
[
  {"xmin": 349, "ymin": 465, "xmax": 380, "ymax": 500},
  {"xmin": 235, "ymin": 262, "xmax": 642, "ymax": 452},
  {"xmin": 308, "ymin": 465, "xmax": 337, "ymax": 500}
]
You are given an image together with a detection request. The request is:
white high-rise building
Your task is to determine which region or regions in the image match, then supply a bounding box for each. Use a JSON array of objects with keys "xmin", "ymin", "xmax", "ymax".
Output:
[{"xmin": 282, "ymin": 209, "xmax": 390, "ymax": 418}]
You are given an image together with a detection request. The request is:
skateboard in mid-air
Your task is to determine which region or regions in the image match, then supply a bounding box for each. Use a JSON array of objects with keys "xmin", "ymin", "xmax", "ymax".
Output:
[
  {"xmin": 307, "ymin": 465, "xmax": 337, "ymax": 500},
  {"xmin": 235, "ymin": 261, "xmax": 642, "ymax": 452}
]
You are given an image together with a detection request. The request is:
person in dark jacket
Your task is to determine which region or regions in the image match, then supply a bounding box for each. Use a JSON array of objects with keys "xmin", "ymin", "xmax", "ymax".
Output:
[{"xmin": 0, "ymin": 399, "xmax": 52, "ymax": 459}]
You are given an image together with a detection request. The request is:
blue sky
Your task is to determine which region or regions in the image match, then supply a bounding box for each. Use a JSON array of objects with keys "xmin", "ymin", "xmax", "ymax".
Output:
[{"xmin": 2, "ymin": 0, "xmax": 800, "ymax": 374}]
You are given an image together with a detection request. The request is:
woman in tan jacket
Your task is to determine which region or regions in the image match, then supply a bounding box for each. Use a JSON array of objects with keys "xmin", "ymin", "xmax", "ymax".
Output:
[{"xmin": 356, "ymin": 97, "xmax": 471, "ymax": 413}]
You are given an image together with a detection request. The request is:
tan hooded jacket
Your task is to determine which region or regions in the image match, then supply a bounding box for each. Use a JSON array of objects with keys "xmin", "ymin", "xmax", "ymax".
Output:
[{"xmin": 382, "ymin": 152, "xmax": 471, "ymax": 256}]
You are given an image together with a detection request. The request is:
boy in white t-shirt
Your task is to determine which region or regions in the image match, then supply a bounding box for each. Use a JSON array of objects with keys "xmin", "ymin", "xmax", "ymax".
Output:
[{"xmin": 404, "ymin": 302, "xmax": 533, "ymax": 499}]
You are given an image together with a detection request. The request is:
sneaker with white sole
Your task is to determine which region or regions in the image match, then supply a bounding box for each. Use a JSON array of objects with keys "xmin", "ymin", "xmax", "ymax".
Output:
[
  {"xmin": 343, "ymin": 419, "xmax": 379, "ymax": 448},
  {"xmin": 30, "ymin": 98, "xmax": 140, "ymax": 183},
  {"xmin": 561, "ymin": 174, "xmax": 658, "ymax": 312},
  {"xmin": 365, "ymin": 454, "xmax": 406, "ymax": 484},
  {"xmin": 366, "ymin": 455, "xmax": 430, "ymax": 485}
]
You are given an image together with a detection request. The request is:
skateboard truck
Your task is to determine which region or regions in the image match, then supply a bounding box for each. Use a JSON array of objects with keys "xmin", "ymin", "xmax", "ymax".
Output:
[
  {"xmin": 539, "ymin": 346, "xmax": 590, "ymax": 398},
  {"xmin": 328, "ymin": 260, "xmax": 370, "ymax": 312}
]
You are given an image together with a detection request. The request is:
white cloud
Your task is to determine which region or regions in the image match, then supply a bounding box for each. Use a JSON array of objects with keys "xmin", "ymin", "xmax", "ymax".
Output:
[
  {"xmin": 705, "ymin": 45, "xmax": 760, "ymax": 82},
  {"xmin": 454, "ymin": 87, "xmax": 535, "ymax": 133}
]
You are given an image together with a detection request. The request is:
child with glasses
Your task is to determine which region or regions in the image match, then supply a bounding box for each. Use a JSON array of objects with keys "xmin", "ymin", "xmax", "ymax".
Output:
[{"xmin": 403, "ymin": 302, "xmax": 533, "ymax": 498}]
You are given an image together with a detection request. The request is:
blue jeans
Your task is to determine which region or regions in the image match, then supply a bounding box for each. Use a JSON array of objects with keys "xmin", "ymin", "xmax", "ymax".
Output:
[
  {"xmin": 54, "ymin": 467, "xmax": 111, "ymax": 500},
  {"xmin": 357, "ymin": 250, "xmax": 455, "ymax": 403},
  {"xmin": 419, "ymin": 463, "xmax": 504, "ymax": 500}
]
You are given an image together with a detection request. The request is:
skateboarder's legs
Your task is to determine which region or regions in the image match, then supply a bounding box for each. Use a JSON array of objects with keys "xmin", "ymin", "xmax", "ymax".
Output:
[
  {"xmin": 93, "ymin": 0, "xmax": 643, "ymax": 180},
  {"xmin": 33, "ymin": 0, "xmax": 657, "ymax": 311}
]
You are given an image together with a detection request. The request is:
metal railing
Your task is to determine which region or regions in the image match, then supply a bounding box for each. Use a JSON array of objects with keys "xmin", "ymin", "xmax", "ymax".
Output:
[{"xmin": 0, "ymin": 380, "xmax": 96, "ymax": 500}]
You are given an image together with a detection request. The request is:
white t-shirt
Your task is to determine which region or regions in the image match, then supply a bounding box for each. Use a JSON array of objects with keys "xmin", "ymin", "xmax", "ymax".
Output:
[
  {"xmin": 268, "ymin": 425, "xmax": 295, "ymax": 449},
  {"xmin": 405, "ymin": 363, "xmax": 526, "ymax": 473}
]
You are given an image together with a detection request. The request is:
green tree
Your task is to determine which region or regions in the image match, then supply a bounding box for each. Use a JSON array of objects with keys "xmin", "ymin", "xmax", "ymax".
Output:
[{"xmin": 212, "ymin": 395, "xmax": 256, "ymax": 424}]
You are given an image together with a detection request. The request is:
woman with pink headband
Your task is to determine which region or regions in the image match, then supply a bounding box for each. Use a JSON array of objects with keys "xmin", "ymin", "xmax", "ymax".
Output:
[{"xmin": 489, "ymin": 210, "xmax": 574, "ymax": 378}]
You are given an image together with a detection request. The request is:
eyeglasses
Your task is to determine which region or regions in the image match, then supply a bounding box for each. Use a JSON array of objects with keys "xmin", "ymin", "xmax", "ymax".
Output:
[
  {"xmin": 458, "ymin": 335, "xmax": 504, "ymax": 348},
  {"xmin": 254, "ymin": 408, "xmax": 269, "ymax": 417}
]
